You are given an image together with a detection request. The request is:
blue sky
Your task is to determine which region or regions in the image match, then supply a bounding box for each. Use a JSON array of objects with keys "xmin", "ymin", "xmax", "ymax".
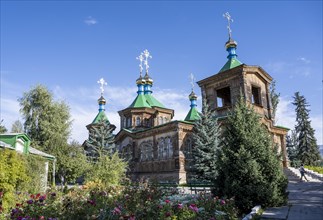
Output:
[{"xmin": 1, "ymin": 1, "xmax": 322, "ymax": 145}]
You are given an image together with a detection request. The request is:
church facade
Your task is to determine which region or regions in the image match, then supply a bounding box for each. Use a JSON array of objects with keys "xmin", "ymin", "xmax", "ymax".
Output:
[{"xmin": 85, "ymin": 35, "xmax": 289, "ymax": 184}]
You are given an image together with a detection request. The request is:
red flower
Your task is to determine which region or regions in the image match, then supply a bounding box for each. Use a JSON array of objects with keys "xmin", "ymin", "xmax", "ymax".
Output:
[
  {"xmin": 165, "ymin": 212, "xmax": 171, "ymax": 217},
  {"xmin": 165, "ymin": 199, "xmax": 171, "ymax": 204}
]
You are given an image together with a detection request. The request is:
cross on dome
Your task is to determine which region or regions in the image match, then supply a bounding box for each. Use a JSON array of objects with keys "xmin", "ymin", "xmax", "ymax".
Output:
[
  {"xmin": 97, "ymin": 78, "xmax": 107, "ymax": 95},
  {"xmin": 223, "ymin": 12, "xmax": 234, "ymax": 39}
]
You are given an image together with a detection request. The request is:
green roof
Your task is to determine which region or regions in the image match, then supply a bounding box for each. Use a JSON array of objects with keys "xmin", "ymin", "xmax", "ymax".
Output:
[
  {"xmin": 219, "ymin": 57, "xmax": 243, "ymax": 72},
  {"xmin": 145, "ymin": 94, "xmax": 165, "ymax": 108},
  {"xmin": 92, "ymin": 111, "xmax": 110, "ymax": 124},
  {"xmin": 128, "ymin": 94, "xmax": 151, "ymax": 108},
  {"xmin": 184, "ymin": 107, "xmax": 200, "ymax": 122}
]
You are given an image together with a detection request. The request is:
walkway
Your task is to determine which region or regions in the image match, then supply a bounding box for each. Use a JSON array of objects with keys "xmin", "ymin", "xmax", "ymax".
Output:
[{"xmin": 261, "ymin": 167, "xmax": 323, "ymax": 220}]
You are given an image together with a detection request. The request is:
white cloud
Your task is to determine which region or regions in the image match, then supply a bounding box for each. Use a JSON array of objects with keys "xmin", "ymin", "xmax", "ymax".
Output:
[
  {"xmin": 84, "ymin": 16, "xmax": 97, "ymax": 25},
  {"xmin": 297, "ymin": 57, "xmax": 311, "ymax": 64},
  {"xmin": 275, "ymin": 96, "xmax": 296, "ymax": 129},
  {"xmin": 275, "ymin": 96, "xmax": 323, "ymax": 145}
]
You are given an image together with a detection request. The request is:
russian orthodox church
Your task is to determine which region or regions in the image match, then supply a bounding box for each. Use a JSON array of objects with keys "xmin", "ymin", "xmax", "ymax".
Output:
[{"xmin": 84, "ymin": 15, "xmax": 289, "ymax": 183}]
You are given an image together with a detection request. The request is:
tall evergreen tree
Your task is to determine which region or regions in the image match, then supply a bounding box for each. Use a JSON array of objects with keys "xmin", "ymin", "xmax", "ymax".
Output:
[
  {"xmin": 214, "ymin": 96, "xmax": 287, "ymax": 214},
  {"xmin": 286, "ymin": 130, "xmax": 299, "ymax": 166},
  {"xmin": 192, "ymin": 99, "xmax": 221, "ymax": 182},
  {"xmin": 85, "ymin": 118, "xmax": 115, "ymax": 160},
  {"xmin": 18, "ymin": 84, "xmax": 72, "ymax": 152},
  {"xmin": 292, "ymin": 92, "xmax": 320, "ymax": 165},
  {"xmin": 270, "ymin": 80, "xmax": 280, "ymax": 123}
]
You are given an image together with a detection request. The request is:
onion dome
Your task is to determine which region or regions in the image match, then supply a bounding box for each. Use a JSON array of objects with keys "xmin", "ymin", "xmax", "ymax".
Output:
[
  {"xmin": 98, "ymin": 95, "xmax": 106, "ymax": 112},
  {"xmin": 136, "ymin": 75, "xmax": 146, "ymax": 85},
  {"xmin": 185, "ymin": 91, "xmax": 200, "ymax": 122},
  {"xmin": 144, "ymin": 72, "xmax": 153, "ymax": 85}
]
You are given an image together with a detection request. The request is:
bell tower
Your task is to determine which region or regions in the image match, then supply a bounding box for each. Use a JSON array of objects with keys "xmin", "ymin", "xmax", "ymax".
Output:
[{"xmin": 197, "ymin": 12, "xmax": 289, "ymax": 167}]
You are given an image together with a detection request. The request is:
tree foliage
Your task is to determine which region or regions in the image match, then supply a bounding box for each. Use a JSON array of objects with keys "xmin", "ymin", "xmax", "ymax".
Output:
[
  {"xmin": 85, "ymin": 119, "xmax": 115, "ymax": 160},
  {"xmin": 11, "ymin": 120, "xmax": 24, "ymax": 133},
  {"xmin": 18, "ymin": 84, "xmax": 72, "ymax": 152},
  {"xmin": 52, "ymin": 140, "xmax": 89, "ymax": 186},
  {"xmin": 292, "ymin": 92, "xmax": 320, "ymax": 165},
  {"xmin": 270, "ymin": 80, "xmax": 280, "ymax": 123},
  {"xmin": 192, "ymin": 99, "xmax": 221, "ymax": 182},
  {"xmin": 214, "ymin": 96, "xmax": 288, "ymax": 214},
  {"xmin": 286, "ymin": 130, "xmax": 300, "ymax": 167},
  {"xmin": 0, "ymin": 119, "xmax": 7, "ymax": 134},
  {"xmin": 85, "ymin": 153, "xmax": 127, "ymax": 187},
  {"xmin": 0, "ymin": 149, "xmax": 30, "ymax": 212}
]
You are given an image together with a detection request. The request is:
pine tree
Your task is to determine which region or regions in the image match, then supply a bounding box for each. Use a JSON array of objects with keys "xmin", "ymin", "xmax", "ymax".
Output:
[
  {"xmin": 85, "ymin": 118, "xmax": 115, "ymax": 160},
  {"xmin": 286, "ymin": 130, "xmax": 300, "ymax": 167},
  {"xmin": 270, "ymin": 80, "xmax": 280, "ymax": 123},
  {"xmin": 192, "ymin": 99, "xmax": 221, "ymax": 182},
  {"xmin": 292, "ymin": 92, "xmax": 320, "ymax": 165},
  {"xmin": 214, "ymin": 96, "xmax": 287, "ymax": 214}
]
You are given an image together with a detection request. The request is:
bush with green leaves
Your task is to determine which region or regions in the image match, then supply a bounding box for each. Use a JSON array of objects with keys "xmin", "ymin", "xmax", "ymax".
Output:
[
  {"xmin": 85, "ymin": 152, "xmax": 127, "ymax": 187},
  {"xmin": 0, "ymin": 149, "xmax": 30, "ymax": 212}
]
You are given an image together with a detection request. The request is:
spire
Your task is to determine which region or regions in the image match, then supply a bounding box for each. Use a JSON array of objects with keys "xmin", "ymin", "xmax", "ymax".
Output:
[
  {"xmin": 97, "ymin": 78, "xmax": 107, "ymax": 112},
  {"xmin": 220, "ymin": 12, "xmax": 242, "ymax": 72},
  {"xmin": 185, "ymin": 74, "xmax": 200, "ymax": 122}
]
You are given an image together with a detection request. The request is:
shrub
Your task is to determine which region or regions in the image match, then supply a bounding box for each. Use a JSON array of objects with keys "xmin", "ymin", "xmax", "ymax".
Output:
[
  {"xmin": 0, "ymin": 149, "xmax": 30, "ymax": 213},
  {"xmin": 85, "ymin": 153, "xmax": 127, "ymax": 187}
]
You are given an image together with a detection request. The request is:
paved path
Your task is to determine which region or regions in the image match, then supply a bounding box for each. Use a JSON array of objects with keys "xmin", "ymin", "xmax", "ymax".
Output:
[{"xmin": 261, "ymin": 168, "xmax": 323, "ymax": 220}]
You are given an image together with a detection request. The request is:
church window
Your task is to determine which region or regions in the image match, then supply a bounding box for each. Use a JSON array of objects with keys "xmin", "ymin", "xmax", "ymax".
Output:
[
  {"xmin": 123, "ymin": 117, "xmax": 126, "ymax": 128},
  {"xmin": 122, "ymin": 144, "xmax": 132, "ymax": 161},
  {"xmin": 158, "ymin": 138, "xmax": 165, "ymax": 159},
  {"xmin": 140, "ymin": 142, "xmax": 153, "ymax": 161},
  {"xmin": 165, "ymin": 137, "xmax": 173, "ymax": 158},
  {"xmin": 136, "ymin": 117, "xmax": 141, "ymax": 126},
  {"xmin": 184, "ymin": 138, "xmax": 193, "ymax": 159},
  {"xmin": 127, "ymin": 117, "xmax": 131, "ymax": 127},
  {"xmin": 251, "ymin": 86, "xmax": 261, "ymax": 105},
  {"xmin": 216, "ymin": 87, "xmax": 231, "ymax": 108},
  {"xmin": 158, "ymin": 137, "xmax": 172, "ymax": 159},
  {"xmin": 159, "ymin": 116, "xmax": 163, "ymax": 125}
]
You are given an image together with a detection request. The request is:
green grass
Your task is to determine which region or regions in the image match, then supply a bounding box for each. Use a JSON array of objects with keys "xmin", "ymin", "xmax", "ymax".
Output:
[{"xmin": 305, "ymin": 166, "xmax": 323, "ymax": 174}]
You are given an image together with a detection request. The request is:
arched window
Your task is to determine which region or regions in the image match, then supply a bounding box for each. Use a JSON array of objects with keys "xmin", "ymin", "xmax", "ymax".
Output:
[
  {"xmin": 159, "ymin": 116, "xmax": 163, "ymax": 125},
  {"xmin": 164, "ymin": 117, "xmax": 168, "ymax": 123},
  {"xmin": 136, "ymin": 117, "xmax": 141, "ymax": 126}
]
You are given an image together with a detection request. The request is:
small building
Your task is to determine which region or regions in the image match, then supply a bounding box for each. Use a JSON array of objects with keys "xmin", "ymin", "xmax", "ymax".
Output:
[{"xmin": 0, "ymin": 133, "xmax": 56, "ymax": 190}]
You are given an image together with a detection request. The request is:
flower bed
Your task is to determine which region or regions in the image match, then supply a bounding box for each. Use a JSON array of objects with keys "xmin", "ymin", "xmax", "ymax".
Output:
[{"xmin": 2, "ymin": 181, "xmax": 238, "ymax": 220}]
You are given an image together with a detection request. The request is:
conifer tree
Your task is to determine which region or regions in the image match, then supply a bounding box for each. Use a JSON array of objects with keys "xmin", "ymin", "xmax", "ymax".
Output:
[
  {"xmin": 270, "ymin": 80, "xmax": 280, "ymax": 123},
  {"xmin": 292, "ymin": 92, "xmax": 320, "ymax": 165},
  {"xmin": 214, "ymin": 96, "xmax": 287, "ymax": 213},
  {"xmin": 85, "ymin": 118, "xmax": 115, "ymax": 160},
  {"xmin": 286, "ymin": 130, "xmax": 299, "ymax": 167},
  {"xmin": 192, "ymin": 99, "xmax": 221, "ymax": 182}
]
